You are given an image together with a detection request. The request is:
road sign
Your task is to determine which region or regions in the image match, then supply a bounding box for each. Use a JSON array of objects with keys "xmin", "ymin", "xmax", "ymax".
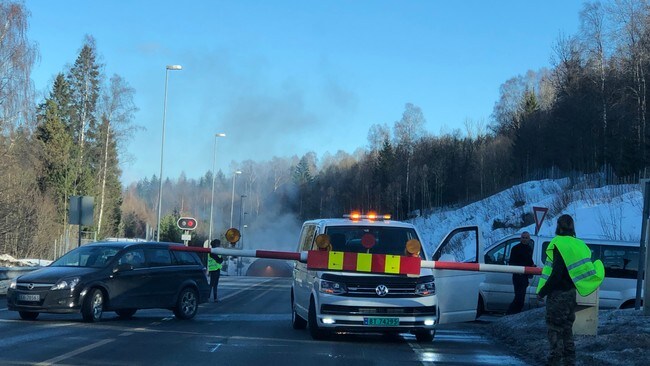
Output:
[
  {"xmin": 177, "ymin": 217, "xmax": 197, "ymax": 231},
  {"xmin": 533, "ymin": 206, "xmax": 548, "ymax": 235},
  {"xmin": 181, "ymin": 234, "xmax": 192, "ymax": 241}
]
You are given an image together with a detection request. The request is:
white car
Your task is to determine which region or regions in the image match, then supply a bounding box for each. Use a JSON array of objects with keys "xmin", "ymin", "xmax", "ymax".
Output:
[{"xmin": 479, "ymin": 233, "xmax": 641, "ymax": 314}]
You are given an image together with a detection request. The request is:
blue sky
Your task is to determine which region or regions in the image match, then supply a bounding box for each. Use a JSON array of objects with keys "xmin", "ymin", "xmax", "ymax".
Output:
[{"xmin": 26, "ymin": 1, "xmax": 584, "ymax": 185}]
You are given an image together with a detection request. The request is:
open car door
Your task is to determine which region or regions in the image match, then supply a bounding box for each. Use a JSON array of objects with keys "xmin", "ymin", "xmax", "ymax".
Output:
[{"xmin": 431, "ymin": 226, "xmax": 485, "ymax": 324}]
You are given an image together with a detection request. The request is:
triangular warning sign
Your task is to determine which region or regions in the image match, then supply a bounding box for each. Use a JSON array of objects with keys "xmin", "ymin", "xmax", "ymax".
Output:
[{"xmin": 533, "ymin": 206, "xmax": 548, "ymax": 235}]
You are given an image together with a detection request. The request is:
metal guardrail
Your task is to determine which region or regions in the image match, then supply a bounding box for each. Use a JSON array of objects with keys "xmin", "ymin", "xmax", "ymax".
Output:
[{"xmin": 0, "ymin": 267, "xmax": 41, "ymax": 295}]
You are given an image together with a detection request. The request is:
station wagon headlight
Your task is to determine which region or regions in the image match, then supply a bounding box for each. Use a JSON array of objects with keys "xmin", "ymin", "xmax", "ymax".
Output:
[
  {"xmin": 319, "ymin": 279, "xmax": 347, "ymax": 295},
  {"xmin": 9, "ymin": 279, "xmax": 16, "ymax": 289},
  {"xmin": 51, "ymin": 277, "xmax": 80, "ymax": 291},
  {"xmin": 415, "ymin": 281, "xmax": 435, "ymax": 296}
]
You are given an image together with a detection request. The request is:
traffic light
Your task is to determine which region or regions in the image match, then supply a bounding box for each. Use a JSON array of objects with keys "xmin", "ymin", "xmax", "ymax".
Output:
[{"xmin": 177, "ymin": 217, "xmax": 197, "ymax": 231}]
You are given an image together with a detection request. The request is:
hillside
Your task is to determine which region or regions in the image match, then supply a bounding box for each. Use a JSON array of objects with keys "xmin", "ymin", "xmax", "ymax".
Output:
[{"xmin": 412, "ymin": 178, "xmax": 643, "ymax": 253}]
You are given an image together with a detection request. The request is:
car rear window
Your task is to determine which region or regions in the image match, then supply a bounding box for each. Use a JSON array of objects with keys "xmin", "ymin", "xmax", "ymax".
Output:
[
  {"xmin": 171, "ymin": 250, "xmax": 201, "ymax": 265},
  {"xmin": 146, "ymin": 248, "xmax": 172, "ymax": 267}
]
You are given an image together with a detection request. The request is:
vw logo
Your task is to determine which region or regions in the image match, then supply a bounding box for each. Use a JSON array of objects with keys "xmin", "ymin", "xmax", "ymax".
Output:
[
  {"xmin": 375, "ymin": 284, "xmax": 389, "ymax": 297},
  {"xmin": 27, "ymin": 283, "xmax": 34, "ymax": 290}
]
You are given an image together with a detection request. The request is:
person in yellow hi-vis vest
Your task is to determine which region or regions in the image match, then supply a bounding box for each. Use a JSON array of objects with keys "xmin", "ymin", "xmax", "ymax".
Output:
[
  {"xmin": 537, "ymin": 214, "xmax": 604, "ymax": 366},
  {"xmin": 207, "ymin": 239, "xmax": 224, "ymax": 302}
]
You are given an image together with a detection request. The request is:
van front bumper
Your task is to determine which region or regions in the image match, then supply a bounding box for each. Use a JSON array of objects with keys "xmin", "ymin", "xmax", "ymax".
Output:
[{"xmin": 315, "ymin": 294, "xmax": 437, "ymax": 331}]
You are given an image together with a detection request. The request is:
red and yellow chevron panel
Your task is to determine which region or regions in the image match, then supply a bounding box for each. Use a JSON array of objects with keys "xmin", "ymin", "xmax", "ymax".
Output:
[{"xmin": 307, "ymin": 250, "xmax": 421, "ymax": 275}]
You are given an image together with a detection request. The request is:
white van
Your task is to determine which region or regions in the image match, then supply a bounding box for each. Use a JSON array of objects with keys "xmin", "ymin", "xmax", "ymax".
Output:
[
  {"xmin": 291, "ymin": 216, "xmax": 484, "ymax": 342},
  {"xmin": 479, "ymin": 233, "xmax": 641, "ymax": 314}
]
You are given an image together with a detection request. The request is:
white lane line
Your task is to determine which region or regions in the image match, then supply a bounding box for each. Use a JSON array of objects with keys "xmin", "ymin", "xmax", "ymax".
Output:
[
  {"xmin": 35, "ymin": 338, "xmax": 114, "ymax": 366},
  {"xmin": 210, "ymin": 343, "xmax": 222, "ymax": 352},
  {"xmin": 0, "ymin": 308, "xmax": 7, "ymax": 311}
]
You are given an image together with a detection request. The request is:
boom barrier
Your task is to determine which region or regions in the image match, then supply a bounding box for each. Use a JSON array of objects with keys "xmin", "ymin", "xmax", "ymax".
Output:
[{"xmin": 170, "ymin": 246, "xmax": 542, "ymax": 276}]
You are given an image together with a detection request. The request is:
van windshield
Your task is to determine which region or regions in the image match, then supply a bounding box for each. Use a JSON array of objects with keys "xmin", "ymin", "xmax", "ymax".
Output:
[
  {"xmin": 324, "ymin": 226, "xmax": 422, "ymax": 258},
  {"xmin": 51, "ymin": 246, "xmax": 121, "ymax": 268}
]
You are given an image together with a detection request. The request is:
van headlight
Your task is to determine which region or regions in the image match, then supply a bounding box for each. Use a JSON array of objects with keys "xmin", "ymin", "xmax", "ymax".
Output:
[
  {"xmin": 319, "ymin": 279, "xmax": 347, "ymax": 295},
  {"xmin": 9, "ymin": 279, "xmax": 17, "ymax": 289},
  {"xmin": 415, "ymin": 281, "xmax": 435, "ymax": 296},
  {"xmin": 51, "ymin": 277, "xmax": 80, "ymax": 291}
]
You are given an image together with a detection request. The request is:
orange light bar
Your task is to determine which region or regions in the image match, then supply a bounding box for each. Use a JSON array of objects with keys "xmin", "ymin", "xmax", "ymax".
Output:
[{"xmin": 343, "ymin": 212, "xmax": 392, "ymax": 221}]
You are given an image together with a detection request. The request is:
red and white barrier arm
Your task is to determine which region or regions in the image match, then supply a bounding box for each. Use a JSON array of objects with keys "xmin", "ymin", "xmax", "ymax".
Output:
[
  {"xmin": 170, "ymin": 245, "xmax": 309, "ymax": 262},
  {"xmin": 170, "ymin": 245, "xmax": 541, "ymax": 275},
  {"xmin": 421, "ymin": 260, "xmax": 542, "ymax": 275}
]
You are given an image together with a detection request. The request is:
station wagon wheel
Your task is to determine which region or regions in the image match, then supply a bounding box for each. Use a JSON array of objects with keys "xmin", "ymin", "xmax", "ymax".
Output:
[
  {"xmin": 18, "ymin": 311, "xmax": 39, "ymax": 320},
  {"xmin": 116, "ymin": 309, "xmax": 137, "ymax": 319},
  {"xmin": 291, "ymin": 292, "xmax": 307, "ymax": 329},
  {"xmin": 174, "ymin": 287, "xmax": 198, "ymax": 320},
  {"xmin": 82, "ymin": 288, "xmax": 104, "ymax": 322}
]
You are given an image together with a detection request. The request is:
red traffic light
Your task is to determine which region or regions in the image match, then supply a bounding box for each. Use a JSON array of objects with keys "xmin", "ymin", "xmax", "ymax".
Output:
[{"xmin": 177, "ymin": 217, "xmax": 197, "ymax": 231}]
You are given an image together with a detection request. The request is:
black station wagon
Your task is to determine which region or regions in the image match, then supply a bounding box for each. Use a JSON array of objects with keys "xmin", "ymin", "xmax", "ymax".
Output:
[{"xmin": 7, "ymin": 241, "xmax": 210, "ymax": 322}]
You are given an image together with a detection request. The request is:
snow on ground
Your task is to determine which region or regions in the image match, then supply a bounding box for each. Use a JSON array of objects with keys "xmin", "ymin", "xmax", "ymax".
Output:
[
  {"xmin": 480, "ymin": 308, "xmax": 650, "ymax": 366},
  {"xmin": 411, "ymin": 178, "xmax": 648, "ymax": 366},
  {"xmin": 0, "ymin": 254, "xmax": 51, "ymax": 267},
  {"xmin": 412, "ymin": 178, "xmax": 643, "ymax": 254}
]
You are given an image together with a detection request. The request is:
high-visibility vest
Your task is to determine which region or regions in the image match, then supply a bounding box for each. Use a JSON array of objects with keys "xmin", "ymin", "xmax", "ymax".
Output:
[
  {"xmin": 208, "ymin": 255, "xmax": 222, "ymax": 272},
  {"xmin": 536, "ymin": 236, "xmax": 604, "ymax": 296}
]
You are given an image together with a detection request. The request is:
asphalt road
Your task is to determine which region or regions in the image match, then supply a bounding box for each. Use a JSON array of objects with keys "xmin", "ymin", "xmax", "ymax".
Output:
[{"xmin": 0, "ymin": 276, "xmax": 527, "ymax": 366}]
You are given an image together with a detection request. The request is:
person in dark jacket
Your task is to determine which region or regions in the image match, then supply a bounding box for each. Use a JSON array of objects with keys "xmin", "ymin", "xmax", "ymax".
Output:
[
  {"xmin": 208, "ymin": 239, "xmax": 224, "ymax": 302},
  {"xmin": 506, "ymin": 231, "xmax": 535, "ymax": 315},
  {"xmin": 537, "ymin": 215, "xmax": 579, "ymax": 366}
]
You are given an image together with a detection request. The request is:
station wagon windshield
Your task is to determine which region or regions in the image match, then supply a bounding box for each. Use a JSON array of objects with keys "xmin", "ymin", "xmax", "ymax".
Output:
[{"xmin": 51, "ymin": 246, "xmax": 121, "ymax": 268}]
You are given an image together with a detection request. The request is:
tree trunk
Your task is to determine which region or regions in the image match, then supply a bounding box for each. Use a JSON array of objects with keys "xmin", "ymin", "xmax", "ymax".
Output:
[{"xmin": 97, "ymin": 124, "xmax": 110, "ymax": 237}]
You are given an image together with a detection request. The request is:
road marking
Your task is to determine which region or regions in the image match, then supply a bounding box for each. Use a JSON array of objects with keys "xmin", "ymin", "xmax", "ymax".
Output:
[
  {"xmin": 218, "ymin": 278, "xmax": 276, "ymax": 302},
  {"xmin": 0, "ymin": 308, "xmax": 7, "ymax": 311},
  {"xmin": 210, "ymin": 343, "xmax": 222, "ymax": 352},
  {"xmin": 35, "ymin": 338, "xmax": 114, "ymax": 366}
]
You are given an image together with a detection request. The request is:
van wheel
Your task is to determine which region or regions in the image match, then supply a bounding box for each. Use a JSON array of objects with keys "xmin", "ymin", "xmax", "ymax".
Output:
[
  {"xmin": 174, "ymin": 287, "xmax": 198, "ymax": 320},
  {"xmin": 82, "ymin": 288, "xmax": 104, "ymax": 322},
  {"xmin": 415, "ymin": 330, "xmax": 434, "ymax": 342},
  {"xmin": 291, "ymin": 294, "xmax": 307, "ymax": 329},
  {"xmin": 116, "ymin": 309, "xmax": 137, "ymax": 319},
  {"xmin": 308, "ymin": 298, "xmax": 328, "ymax": 340},
  {"xmin": 19, "ymin": 311, "xmax": 39, "ymax": 320},
  {"xmin": 476, "ymin": 295, "xmax": 485, "ymax": 319}
]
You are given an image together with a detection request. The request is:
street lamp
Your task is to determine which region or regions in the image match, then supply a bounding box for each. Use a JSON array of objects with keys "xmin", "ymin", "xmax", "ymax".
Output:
[
  {"xmin": 239, "ymin": 195, "xmax": 247, "ymax": 231},
  {"xmin": 209, "ymin": 133, "xmax": 226, "ymax": 242},
  {"xmin": 156, "ymin": 64, "xmax": 182, "ymax": 241},
  {"xmin": 229, "ymin": 170, "xmax": 242, "ymax": 228}
]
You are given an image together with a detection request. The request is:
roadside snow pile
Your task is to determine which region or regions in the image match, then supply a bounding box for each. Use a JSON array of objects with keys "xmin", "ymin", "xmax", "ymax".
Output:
[
  {"xmin": 0, "ymin": 254, "xmax": 50, "ymax": 267},
  {"xmin": 482, "ymin": 308, "xmax": 650, "ymax": 366}
]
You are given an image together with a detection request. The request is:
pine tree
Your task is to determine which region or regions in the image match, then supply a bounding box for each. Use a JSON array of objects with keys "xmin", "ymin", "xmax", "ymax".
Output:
[{"xmin": 67, "ymin": 36, "xmax": 102, "ymax": 196}]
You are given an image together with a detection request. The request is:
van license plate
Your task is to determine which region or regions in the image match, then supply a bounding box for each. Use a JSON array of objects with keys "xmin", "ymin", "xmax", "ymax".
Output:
[
  {"xmin": 18, "ymin": 294, "xmax": 40, "ymax": 302},
  {"xmin": 363, "ymin": 317, "xmax": 399, "ymax": 326}
]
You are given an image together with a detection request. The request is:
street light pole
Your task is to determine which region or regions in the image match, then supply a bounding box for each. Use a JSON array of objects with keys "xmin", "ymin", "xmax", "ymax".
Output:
[
  {"xmin": 239, "ymin": 195, "xmax": 247, "ymax": 231},
  {"xmin": 156, "ymin": 64, "xmax": 182, "ymax": 242},
  {"xmin": 229, "ymin": 170, "xmax": 242, "ymax": 228},
  {"xmin": 209, "ymin": 133, "xmax": 226, "ymax": 242}
]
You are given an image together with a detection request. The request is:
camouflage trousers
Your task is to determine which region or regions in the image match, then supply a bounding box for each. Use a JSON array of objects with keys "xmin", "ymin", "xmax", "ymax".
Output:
[{"xmin": 545, "ymin": 288, "xmax": 577, "ymax": 366}]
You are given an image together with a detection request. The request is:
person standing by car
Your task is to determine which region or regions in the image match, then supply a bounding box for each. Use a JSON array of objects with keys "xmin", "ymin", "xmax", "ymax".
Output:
[
  {"xmin": 208, "ymin": 239, "xmax": 224, "ymax": 302},
  {"xmin": 537, "ymin": 214, "xmax": 605, "ymax": 366},
  {"xmin": 506, "ymin": 231, "xmax": 535, "ymax": 315}
]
